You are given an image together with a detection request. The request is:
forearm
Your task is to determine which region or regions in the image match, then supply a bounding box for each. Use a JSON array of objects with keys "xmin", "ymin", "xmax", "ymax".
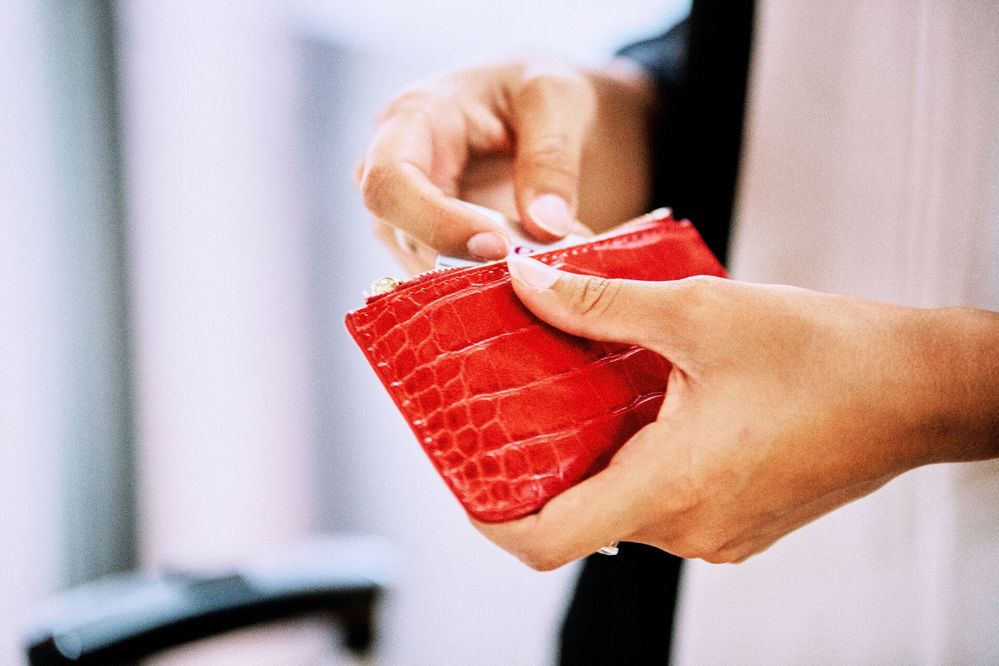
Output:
[
  {"xmin": 913, "ymin": 307, "xmax": 999, "ymax": 464},
  {"xmin": 479, "ymin": 269, "xmax": 999, "ymax": 567}
]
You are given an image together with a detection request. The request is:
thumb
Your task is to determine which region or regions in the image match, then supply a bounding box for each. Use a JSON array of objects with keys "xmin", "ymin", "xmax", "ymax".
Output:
[
  {"xmin": 509, "ymin": 66, "xmax": 595, "ymax": 241},
  {"xmin": 506, "ymin": 254, "xmax": 699, "ymax": 359}
]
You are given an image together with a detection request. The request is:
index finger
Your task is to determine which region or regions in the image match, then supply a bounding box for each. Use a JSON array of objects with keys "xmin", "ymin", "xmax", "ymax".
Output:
[{"xmin": 360, "ymin": 116, "xmax": 509, "ymax": 259}]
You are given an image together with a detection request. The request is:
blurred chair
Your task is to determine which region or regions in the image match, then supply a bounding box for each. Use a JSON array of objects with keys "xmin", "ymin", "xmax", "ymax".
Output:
[{"xmin": 23, "ymin": 535, "xmax": 394, "ymax": 665}]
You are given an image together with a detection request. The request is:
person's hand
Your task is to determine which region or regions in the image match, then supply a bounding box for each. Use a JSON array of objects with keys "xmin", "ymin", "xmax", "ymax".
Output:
[
  {"xmin": 356, "ymin": 59, "xmax": 657, "ymax": 274},
  {"xmin": 473, "ymin": 255, "xmax": 999, "ymax": 570}
]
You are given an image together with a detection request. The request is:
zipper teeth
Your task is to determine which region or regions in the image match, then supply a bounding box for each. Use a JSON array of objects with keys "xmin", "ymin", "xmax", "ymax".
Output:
[
  {"xmin": 364, "ymin": 209, "xmax": 679, "ymax": 305},
  {"xmin": 365, "ymin": 263, "xmax": 471, "ymax": 304}
]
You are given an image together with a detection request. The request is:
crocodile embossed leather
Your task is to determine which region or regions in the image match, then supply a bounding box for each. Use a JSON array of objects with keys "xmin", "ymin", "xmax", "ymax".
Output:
[{"xmin": 345, "ymin": 210, "xmax": 726, "ymax": 522}]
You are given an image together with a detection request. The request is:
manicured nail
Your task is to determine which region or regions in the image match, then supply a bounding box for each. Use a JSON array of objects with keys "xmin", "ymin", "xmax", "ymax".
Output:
[
  {"xmin": 528, "ymin": 194, "xmax": 573, "ymax": 236},
  {"xmin": 467, "ymin": 231, "xmax": 508, "ymax": 260},
  {"xmin": 507, "ymin": 253, "xmax": 561, "ymax": 289}
]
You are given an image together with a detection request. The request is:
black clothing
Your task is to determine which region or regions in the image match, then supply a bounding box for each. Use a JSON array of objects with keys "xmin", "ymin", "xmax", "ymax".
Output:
[
  {"xmin": 558, "ymin": 543, "xmax": 682, "ymax": 664},
  {"xmin": 619, "ymin": 0, "xmax": 755, "ymax": 265},
  {"xmin": 558, "ymin": 3, "xmax": 755, "ymax": 663}
]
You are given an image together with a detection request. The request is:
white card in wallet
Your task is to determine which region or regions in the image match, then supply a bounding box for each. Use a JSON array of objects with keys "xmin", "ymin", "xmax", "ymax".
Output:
[{"xmin": 434, "ymin": 202, "xmax": 588, "ymax": 270}]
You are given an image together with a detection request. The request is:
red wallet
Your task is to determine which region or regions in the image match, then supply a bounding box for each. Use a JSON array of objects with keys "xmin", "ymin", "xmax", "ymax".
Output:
[{"xmin": 345, "ymin": 209, "xmax": 726, "ymax": 522}]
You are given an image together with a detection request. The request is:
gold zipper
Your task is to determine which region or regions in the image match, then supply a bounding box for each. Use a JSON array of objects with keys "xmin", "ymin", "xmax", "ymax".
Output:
[
  {"xmin": 368, "ymin": 276, "xmax": 402, "ymax": 296},
  {"xmin": 367, "ymin": 265, "xmax": 464, "ymax": 298},
  {"xmin": 367, "ymin": 208, "xmax": 675, "ymax": 299}
]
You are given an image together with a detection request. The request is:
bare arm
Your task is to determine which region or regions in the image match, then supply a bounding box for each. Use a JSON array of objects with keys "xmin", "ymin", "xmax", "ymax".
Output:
[{"xmin": 475, "ymin": 256, "xmax": 999, "ymax": 570}]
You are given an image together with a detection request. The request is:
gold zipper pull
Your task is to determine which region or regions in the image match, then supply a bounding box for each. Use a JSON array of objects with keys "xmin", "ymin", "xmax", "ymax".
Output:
[{"xmin": 369, "ymin": 276, "xmax": 401, "ymax": 296}]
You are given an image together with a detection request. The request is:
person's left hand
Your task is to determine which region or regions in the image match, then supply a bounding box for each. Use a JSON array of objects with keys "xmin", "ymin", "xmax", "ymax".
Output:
[
  {"xmin": 354, "ymin": 59, "xmax": 657, "ymax": 275},
  {"xmin": 473, "ymin": 255, "xmax": 998, "ymax": 570}
]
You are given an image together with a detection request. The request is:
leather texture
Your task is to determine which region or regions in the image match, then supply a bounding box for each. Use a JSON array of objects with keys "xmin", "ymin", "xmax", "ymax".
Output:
[{"xmin": 345, "ymin": 211, "xmax": 726, "ymax": 522}]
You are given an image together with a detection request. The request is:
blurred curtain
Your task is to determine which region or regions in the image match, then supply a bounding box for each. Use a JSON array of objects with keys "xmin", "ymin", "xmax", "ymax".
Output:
[
  {"xmin": 116, "ymin": 4, "xmax": 321, "ymax": 659},
  {"xmin": 0, "ymin": 1, "xmax": 136, "ymax": 662},
  {"xmin": 2, "ymin": 1, "xmax": 320, "ymax": 662},
  {"xmin": 2, "ymin": 2, "xmax": 687, "ymax": 664},
  {"xmin": 116, "ymin": 0, "xmax": 316, "ymax": 572}
]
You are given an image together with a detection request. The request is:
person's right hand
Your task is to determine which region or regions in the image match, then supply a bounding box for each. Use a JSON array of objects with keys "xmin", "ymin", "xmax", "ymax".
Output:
[
  {"xmin": 355, "ymin": 59, "xmax": 657, "ymax": 273},
  {"xmin": 473, "ymin": 255, "xmax": 999, "ymax": 569}
]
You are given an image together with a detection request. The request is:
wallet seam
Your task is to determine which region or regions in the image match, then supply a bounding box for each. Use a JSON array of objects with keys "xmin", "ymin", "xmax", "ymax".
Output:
[
  {"xmin": 343, "ymin": 216, "xmax": 722, "ymax": 522},
  {"xmin": 350, "ymin": 223, "xmax": 695, "ymax": 321}
]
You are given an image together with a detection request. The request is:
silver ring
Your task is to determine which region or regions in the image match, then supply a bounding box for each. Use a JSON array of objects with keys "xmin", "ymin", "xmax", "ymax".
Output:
[{"xmin": 597, "ymin": 541, "xmax": 620, "ymax": 556}]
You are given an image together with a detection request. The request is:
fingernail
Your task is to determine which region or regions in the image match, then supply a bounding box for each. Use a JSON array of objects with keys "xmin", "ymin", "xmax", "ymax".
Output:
[
  {"xmin": 528, "ymin": 194, "xmax": 573, "ymax": 236},
  {"xmin": 507, "ymin": 253, "xmax": 560, "ymax": 289},
  {"xmin": 467, "ymin": 231, "xmax": 508, "ymax": 260}
]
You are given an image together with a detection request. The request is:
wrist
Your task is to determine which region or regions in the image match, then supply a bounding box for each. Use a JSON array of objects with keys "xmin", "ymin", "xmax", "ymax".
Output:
[{"xmin": 900, "ymin": 307, "xmax": 999, "ymax": 465}]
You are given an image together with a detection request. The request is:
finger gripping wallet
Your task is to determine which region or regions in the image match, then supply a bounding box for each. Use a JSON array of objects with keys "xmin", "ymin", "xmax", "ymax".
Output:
[{"xmin": 344, "ymin": 210, "xmax": 726, "ymax": 523}]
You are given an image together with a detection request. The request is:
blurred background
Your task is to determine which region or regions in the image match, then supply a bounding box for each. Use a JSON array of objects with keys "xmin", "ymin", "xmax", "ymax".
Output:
[{"xmin": 0, "ymin": 0, "xmax": 686, "ymax": 663}]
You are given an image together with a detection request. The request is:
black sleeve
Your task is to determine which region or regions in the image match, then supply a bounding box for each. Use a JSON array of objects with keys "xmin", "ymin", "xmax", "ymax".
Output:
[
  {"xmin": 558, "ymin": 6, "xmax": 755, "ymax": 664},
  {"xmin": 617, "ymin": 0, "xmax": 756, "ymax": 265},
  {"xmin": 617, "ymin": 18, "xmax": 690, "ymax": 99}
]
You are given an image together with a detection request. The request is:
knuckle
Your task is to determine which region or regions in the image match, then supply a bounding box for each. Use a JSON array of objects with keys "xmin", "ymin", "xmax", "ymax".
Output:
[
  {"xmin": 521, "ymin": 552, "xmax": 564, "ymax": 572},
  {"xmin": 521, "ymin": 136, "xmax": 578, "ymax": 181},
  {"xmin": 707, "ymin": 533, "xmax": 740, "ymax": 562},
  {"xmin": 711, "ymin": 535, "xmax": 767, "ymax": 564},
  {"xmin": 729, "ymin": 547, "xmax": 762, "ymax": 564},
  {"xmin": 713, "ymin": 544, "xmax": 749, "ymax": 564},
  {"xmin": 667, "ymin": 275, "xmax": 728, "ymax": 332},
  {"xmin": 511, "ymin": 526, "xmax": 571, "ymax": 571},
  {"xmin": 676, "ymin": 274, "xmax": 725, "ymax": 301},
  {"xmin": 520, "ymin": 70, "xmax": 575, "ymax": 100},
  {"xmin": 701, "ymin": 553, "xmax": 727, "ymax": 564},
  {"xmin": 671, "ymin": 537, "xmax": 704, "ymax": 560},
  {"xmin": 566, "ymin": 276, "xmax": 622, "ymax": 320},
  {"xmin": 673, "ymin": 531, "xmax": 728, "ymax": 561},
  {"xmin": 382, "ymin": 86, "xmax": 465, "ymax": 136},
  {"xmin": 519, "ymin": 67, "xmax": 592, "ymax": 108},
  {"xmin": 516, "ymin": 541, "xmax": 564, "ymax": 571},
  {"xmin": 382, "ymin": 86, "xmax": 445, "ymax": 119}
]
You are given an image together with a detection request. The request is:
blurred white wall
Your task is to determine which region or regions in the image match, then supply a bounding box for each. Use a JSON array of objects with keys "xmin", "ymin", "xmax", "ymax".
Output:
[
  {"xmin": 117, "ymin": 0, "xmax": 315, "ymax": 570},
  {"xmin": 116, "ymin": 2, "xmax": 320, "ymax": 661},
  {"xmin": 0, "ymin": 3, "xmax": 66, "ymax": 663},
  {"xmin": 1, "ymin": 1, "xmax": 687, "ymax": 664},
  {"xmin": 297, "ymin": 2, "xmax": 687, "ymax": 664},
  {"xmin": 2, "ymin": 1, "xmax": 136, "ymax": 662}
]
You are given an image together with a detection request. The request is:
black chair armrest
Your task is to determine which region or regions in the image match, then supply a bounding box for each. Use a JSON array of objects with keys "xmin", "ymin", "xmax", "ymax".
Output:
[{"xmin": 24, "ymin": 535, "xmax": 395, "ymax": 665}]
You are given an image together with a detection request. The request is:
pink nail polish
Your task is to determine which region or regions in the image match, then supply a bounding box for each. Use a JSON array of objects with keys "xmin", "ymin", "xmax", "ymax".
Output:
[
  {"xmin": 528, "ymin": 194, "xmax": 573, "ymax": 236},
  {"xmin": 507, "ymin": 253, "xmax": 560, "ymax": 289},
  {"xmin": 467, "ymin": 232, "xmax": 508, "ymax": 260}
]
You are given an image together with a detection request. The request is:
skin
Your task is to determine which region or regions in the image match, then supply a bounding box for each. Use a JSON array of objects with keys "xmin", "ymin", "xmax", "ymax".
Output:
[
  {"xmin": 475, "ymin": 260, "xmax": 999, "ymax": 569},
  {"xmin": 355, "ymin": 59, "xmax": 999, "ymax": 569},
  {"xmin": 356, "ymin": 59, "xmax": 656, "ymax": 271}
]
